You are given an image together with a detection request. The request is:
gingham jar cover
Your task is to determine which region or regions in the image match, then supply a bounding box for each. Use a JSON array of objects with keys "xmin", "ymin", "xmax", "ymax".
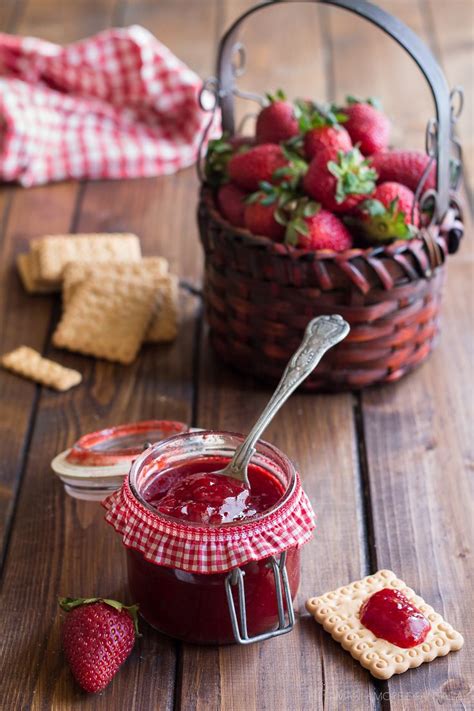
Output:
[{"xmin": 103, "ymin": 474, "xmax": 316, "ymax": 575}]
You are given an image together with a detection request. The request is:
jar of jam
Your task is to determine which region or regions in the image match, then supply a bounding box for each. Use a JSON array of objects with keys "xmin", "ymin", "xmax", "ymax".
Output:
[{"xmin": 104, "ymin": 431, "xmax": 315, "ymax": 645}]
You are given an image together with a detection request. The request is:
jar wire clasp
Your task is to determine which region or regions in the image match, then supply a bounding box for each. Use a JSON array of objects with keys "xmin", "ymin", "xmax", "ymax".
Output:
[{"xmin": 225, "ymin": 551, "xmax": 295, "ymax": 644}]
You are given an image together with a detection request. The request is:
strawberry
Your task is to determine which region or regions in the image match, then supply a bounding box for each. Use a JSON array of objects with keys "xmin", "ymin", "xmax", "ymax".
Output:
[
  {"xmin": 296, "ymin": 101, "xmax": 352, "ymax": 160},
  {"xmin": 370, "ymin": 150, "xmax": 436, "ymax": 193},
  {"xmin": 351, "ymin": 181, "xmax": 420, "ymax": 243},
  {"xmin": 256, "ymin": 90, "xmax": 299, "ymax": 144},
  {"xmin": 285, "ymin": 200, "xmax": 353, "ymax": 251},
  {"xmin": 228, "ymin": 144, "xmax": 289, "ymax": 192},
  {"xmin": 341, "ymin": 96, "xmax": 390, "ymax": 155},
  {"xmin": 244, "ymin": 200, "xmax": 285, "ymax": 240},
  {"xmin": 59, "ymin": 597, "xmax": 139, "ymax": 693},
  {"xmin": 304, "ymin": 125, "xmax": 352, "ymax": 161},
  {"xmin": 244, "ymin": 182, "xmax": 289, "ymax": 240},
  {"xmin": 303, "ymin": 146, "xmax": 377, "ymax": 212},
  {"xmin": 204, "ymin": 135, "xmax": 235, "ymax": 187},
  {"xmin": 217, "ymin": 183, "xmax": 247, "ymax": 227}
]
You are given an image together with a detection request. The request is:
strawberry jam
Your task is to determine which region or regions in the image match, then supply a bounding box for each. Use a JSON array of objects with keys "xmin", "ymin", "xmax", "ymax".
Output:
[
  {"xmin": 360, "ymin": 588, "xmax": 431, "ymax": 648},
  {"xmin": 144, "ymin": 457, "xmax": 284, "ymax": 524},
  {"xmin": 122, "ymin": 431, "xmax": 305, "ymax": 644}
]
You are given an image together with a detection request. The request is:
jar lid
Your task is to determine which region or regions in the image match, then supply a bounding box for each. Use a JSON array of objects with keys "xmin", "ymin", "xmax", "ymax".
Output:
[
  {"xmin": 103, "ymin": 467, "xmax": 316, "ymax": 575},
  {"xmin": 51, "ymin": 420, "xmax": 188, "ymax": 499}
]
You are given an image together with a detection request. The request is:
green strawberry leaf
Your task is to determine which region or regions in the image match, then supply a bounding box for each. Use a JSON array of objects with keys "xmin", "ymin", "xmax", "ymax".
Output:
[{"xmin": 345, "ymin": 95, "xmax": 383, "ymax": 110}]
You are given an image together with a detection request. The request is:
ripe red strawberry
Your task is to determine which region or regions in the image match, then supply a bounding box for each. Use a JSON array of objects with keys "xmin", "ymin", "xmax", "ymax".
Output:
[
  {"xmin": 303, "ymin": 146, "xmax": 377, "ymax": 213},
  {"xmin": 256, "ymin": 90, "xmax": 299, "ymax": 144},
  {"xmin": 304, "ymin": 124, "xmax": 352, "ymax": 160},
  {"xmin": 353, "ymin": 181, "xmax": 420, "ymax": 243},
  {"xmin": 244, "ymin": 198, "xmax": 285, "ymax": 240},
  {"xmin": 217, "ymin": 183, "xmax": 247, "ymax": 227},
  {"xmin": 59, "ymin": 597, "xmax": 138, "ymax": 693},
  {"xmin": 286, "ymin": 204, "xmax": 353, "ymax": 251},
  {"xmin": 370, "ymin": 150, "xmax": 436, "ymax": 192},
  {"xmin": 341, "ymin": 97, "xmax": 390, "ymax": 155},
  {"xmin": 228, "ymin": 144, "xmax": 289, "ymax": 192}
]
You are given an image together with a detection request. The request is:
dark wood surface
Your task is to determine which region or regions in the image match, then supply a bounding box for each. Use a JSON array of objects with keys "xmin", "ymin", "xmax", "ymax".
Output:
[{"xmin": 0, "ymin": 1, "xmax": 472, "ymax": 709}]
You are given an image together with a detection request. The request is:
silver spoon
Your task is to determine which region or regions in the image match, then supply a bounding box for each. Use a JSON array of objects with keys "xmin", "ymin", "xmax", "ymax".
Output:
[{"xmin": 217, "ymin": 314, "xmax": 350, "ymax": 486}]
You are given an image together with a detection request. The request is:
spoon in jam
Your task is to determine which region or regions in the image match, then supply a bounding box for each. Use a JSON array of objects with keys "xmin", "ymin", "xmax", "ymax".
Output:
[{"xmin": 216, "ymin": 314, "xmax": 350, "ymax": 487}]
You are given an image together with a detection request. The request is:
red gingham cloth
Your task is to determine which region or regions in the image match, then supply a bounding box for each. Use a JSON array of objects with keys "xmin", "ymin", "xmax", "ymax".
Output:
[
  {"xmin": 103, "ymin": 475, "xmax": 316, "ymax": 575},
  {"xmin": 0, "ymin": 26, "xmax": 215, "ymax": 187}
]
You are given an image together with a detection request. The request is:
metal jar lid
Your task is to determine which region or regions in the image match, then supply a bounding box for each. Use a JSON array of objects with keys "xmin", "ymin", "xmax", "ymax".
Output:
[{"xmin": 51, "ymin": 420, "xmax": 188, "ymax": 500}]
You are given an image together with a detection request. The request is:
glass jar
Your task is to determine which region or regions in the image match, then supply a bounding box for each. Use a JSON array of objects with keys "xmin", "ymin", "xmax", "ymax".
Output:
[{"xmin": 107, "ymin": 431, "xmax": 314, "ymax": 645}]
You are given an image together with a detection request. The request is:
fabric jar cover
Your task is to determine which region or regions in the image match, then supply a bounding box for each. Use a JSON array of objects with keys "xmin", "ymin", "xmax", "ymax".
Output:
[
  {"xmin": 0, "ymin": 25, "xmax": 218, "ymax": 187},
  {"xmin": 103, "ymin": 473, "xmax": 316, "ymax": 575}
]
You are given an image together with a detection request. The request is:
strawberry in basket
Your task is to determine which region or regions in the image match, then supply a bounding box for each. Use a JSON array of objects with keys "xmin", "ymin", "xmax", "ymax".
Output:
[
  {"xmin": 348, "ymin": 181, "xmax": 420, "ymax": 242},
  {"xmin": 303, "ymin": 146, "xmax": 378, "ymax": 213},
  {"xmin": 340, "ymin": 96, "xmax": 391, "ymax": 155},
  {"xmin": 370, "ymin": 150, "xmax": 436, "ymax": 192},
  {"xmin": 296, "ymin": 100, "xmax": 353, "ymax": 160},
  {"xmin": 256, "ymin": 90, "xmax": 299, "ymax": 144}
]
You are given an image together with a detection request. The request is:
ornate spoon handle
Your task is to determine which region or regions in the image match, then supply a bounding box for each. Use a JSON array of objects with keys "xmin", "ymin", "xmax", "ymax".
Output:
[{"xmin": 224, "ymin": 315, "xmax": 350, "ymax": 484}]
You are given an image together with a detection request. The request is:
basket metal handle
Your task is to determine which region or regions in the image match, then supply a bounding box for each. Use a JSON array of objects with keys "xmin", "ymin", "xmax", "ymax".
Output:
[{"xmin": 215, "ymin": 0, "xmax": 452, "ymax": 220}]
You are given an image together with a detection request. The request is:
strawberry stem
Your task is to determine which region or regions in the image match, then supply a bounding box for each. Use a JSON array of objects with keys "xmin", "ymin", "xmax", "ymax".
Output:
[{"xmin": 59, "ymin": 597, "xmax": 141, "ymax": 637}]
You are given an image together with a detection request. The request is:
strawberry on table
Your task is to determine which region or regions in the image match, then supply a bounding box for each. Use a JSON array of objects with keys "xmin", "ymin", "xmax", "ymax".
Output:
[
  {"xmin": 303, "ymin": 146, "xmax": 377, "ymax": 212},
  {"xmin": 256, "ymin": 89, "xmax": 299, "ymax": 144},
  {"xmin": 59, "ymin": 597, "xmax": 139, "ymax": 693},
  {"xmin": 228, "ymin": 144, "xmax": 289, "ymax": 192},
  {"xmin": 370, "ymin": 150, "xmax": 436, "ymax": 193},
  {"xmin": 285, "ymin": 199, "xmax": 353, "ymax": 251},
  {"xmin": 352, "ymin": 181, "xmax": 420, "ymax": 243},
  {"xmin": 341, "ymin": 96, "xmax": 390, "ymax": 156},
  {"xmin": 217, "ymin": 183, "xmax": 247, "ymax": 227}
]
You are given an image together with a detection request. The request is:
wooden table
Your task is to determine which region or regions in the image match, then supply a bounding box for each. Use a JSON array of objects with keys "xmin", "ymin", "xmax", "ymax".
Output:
[{"xmin": 1, "ymin": 1, "xmax": 472, "ymax": 709}]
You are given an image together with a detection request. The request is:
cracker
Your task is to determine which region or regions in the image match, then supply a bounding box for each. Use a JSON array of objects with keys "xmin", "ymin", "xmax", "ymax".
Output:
[
  {"xmin": 33, "ymin": 233, "xmax": 142, "ymax": 284},
  {"xmin": 306, "ymin": 569, "xmax": 464, "ymax": 680},
  {"xmin": 52, "ymin": 275, "xmax": 156, "ymax": 364},
  {"xmin": 62, "ymin": 257, "xmax": 169, "ymax": 308},
  {"xmin": 16, "ymin": 253, "xmax": 55, "ymax": 294},
  {"xmin": 1, "ymin": 346, "xmax": 82, "ymax": 391},
  {"xmin": 145, "ymin": 273, "xmax": 179, "ymax": 343}
]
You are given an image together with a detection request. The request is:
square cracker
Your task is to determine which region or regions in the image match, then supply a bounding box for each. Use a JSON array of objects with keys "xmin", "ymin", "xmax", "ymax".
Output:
[
  {"xmin": 306, "ymin": 569, "xmax": 464, "ymax": 680},
  {"xmin": 16, "ymin": 253, "xmax": 56, "ymax": 294},
  {"xmin": 145, "ymin": 273, "xmax": 179, "ymax": 343},
  {"xmin": 1, "ymin": 346, "xmax": 82, "ymax": 391},
  {"xmin": 62, "ymin": 261, "xmax": 178, "ymax": 344},
  {"xmin": 53, "ymin": 275, "xmax": 156, "ymax": 364},
  {"xmin": 62, "ymin": 257, "xmax": 169, "ymax": 308},
  {"xmin": 32, "ymin": 233, "xmax": 142, "ymax": 284}
]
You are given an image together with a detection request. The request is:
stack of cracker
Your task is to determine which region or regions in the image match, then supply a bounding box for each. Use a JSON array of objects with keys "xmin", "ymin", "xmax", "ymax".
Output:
[{"xmin": 16, "ymin": 233, "xmax": 179, "ymax": 367}]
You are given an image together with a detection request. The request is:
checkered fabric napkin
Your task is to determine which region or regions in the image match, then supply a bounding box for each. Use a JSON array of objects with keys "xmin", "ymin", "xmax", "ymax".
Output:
[
  {"xmin": 103, "ymin": 475, "xmax": 316, "ymax": 575},
  {"xmin": 0, "ymin": 26, "xmax": 215, "ymax": 187}
]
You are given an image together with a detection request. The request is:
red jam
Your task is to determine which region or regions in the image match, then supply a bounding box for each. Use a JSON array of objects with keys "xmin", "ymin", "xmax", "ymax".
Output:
[
  {"xmin": 360, "ymin": 588, "xmax": 431, "ymax": 648},
  {"xmin": 127, "ymin": 454, "xmax": 299, "ymax": 644},
  {"xmin": 144, "ymin": 457, "xmax": 284, "ymax": 523}
]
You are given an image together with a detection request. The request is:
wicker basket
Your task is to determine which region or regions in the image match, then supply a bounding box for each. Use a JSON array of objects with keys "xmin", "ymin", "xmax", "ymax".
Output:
[{"xmin": 197, "ymin": 0, "xmax": 464, "ymax": 391}]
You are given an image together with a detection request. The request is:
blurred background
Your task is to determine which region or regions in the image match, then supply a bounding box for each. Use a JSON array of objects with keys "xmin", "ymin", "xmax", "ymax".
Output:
[{"xmin": 2, "ymin": 0, "xmax": 471, "ymax": 200}]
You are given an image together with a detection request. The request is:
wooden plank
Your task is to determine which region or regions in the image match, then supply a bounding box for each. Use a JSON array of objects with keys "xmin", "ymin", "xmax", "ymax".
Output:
[
  {"xmin": 330, "ymin": 1, "xmax": 474, "ymax": 708},
  {"xmin": 360, "ymin": 257, "xmax": 473, "ymax": 709},
  {"xmin": 425, "ymin": 0, "xmax": 474, "ymax": 190},
  {"xmin": 0, "ymin": 0, "xmax": 127, "ymax": 563},
  {"xmin": 0, "ymin": 179, "xmax": 201, "ymax": 710},
  {"xmin": 14, "ymin": 0, "xmax": 118, "ymax": 43},
  {"xmin": 123, "ymin": 0, "xmax": 219, "ymax": 77},
  {"xmin": 0, "ymin": 0, "xmax": 218, "ymax": 708},
  {"xmin": 178, "ymin": 3, "xmax": 374, "ymax": 709},
  {"xmin": 0, "ymin": 184, "xmax": 79, "ymax": 558}
]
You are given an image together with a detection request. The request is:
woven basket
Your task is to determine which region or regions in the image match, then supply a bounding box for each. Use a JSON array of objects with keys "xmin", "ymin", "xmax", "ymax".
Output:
[{"xmin": 197, "ymin": 0, "xmax": 464, "ymax": 391}]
